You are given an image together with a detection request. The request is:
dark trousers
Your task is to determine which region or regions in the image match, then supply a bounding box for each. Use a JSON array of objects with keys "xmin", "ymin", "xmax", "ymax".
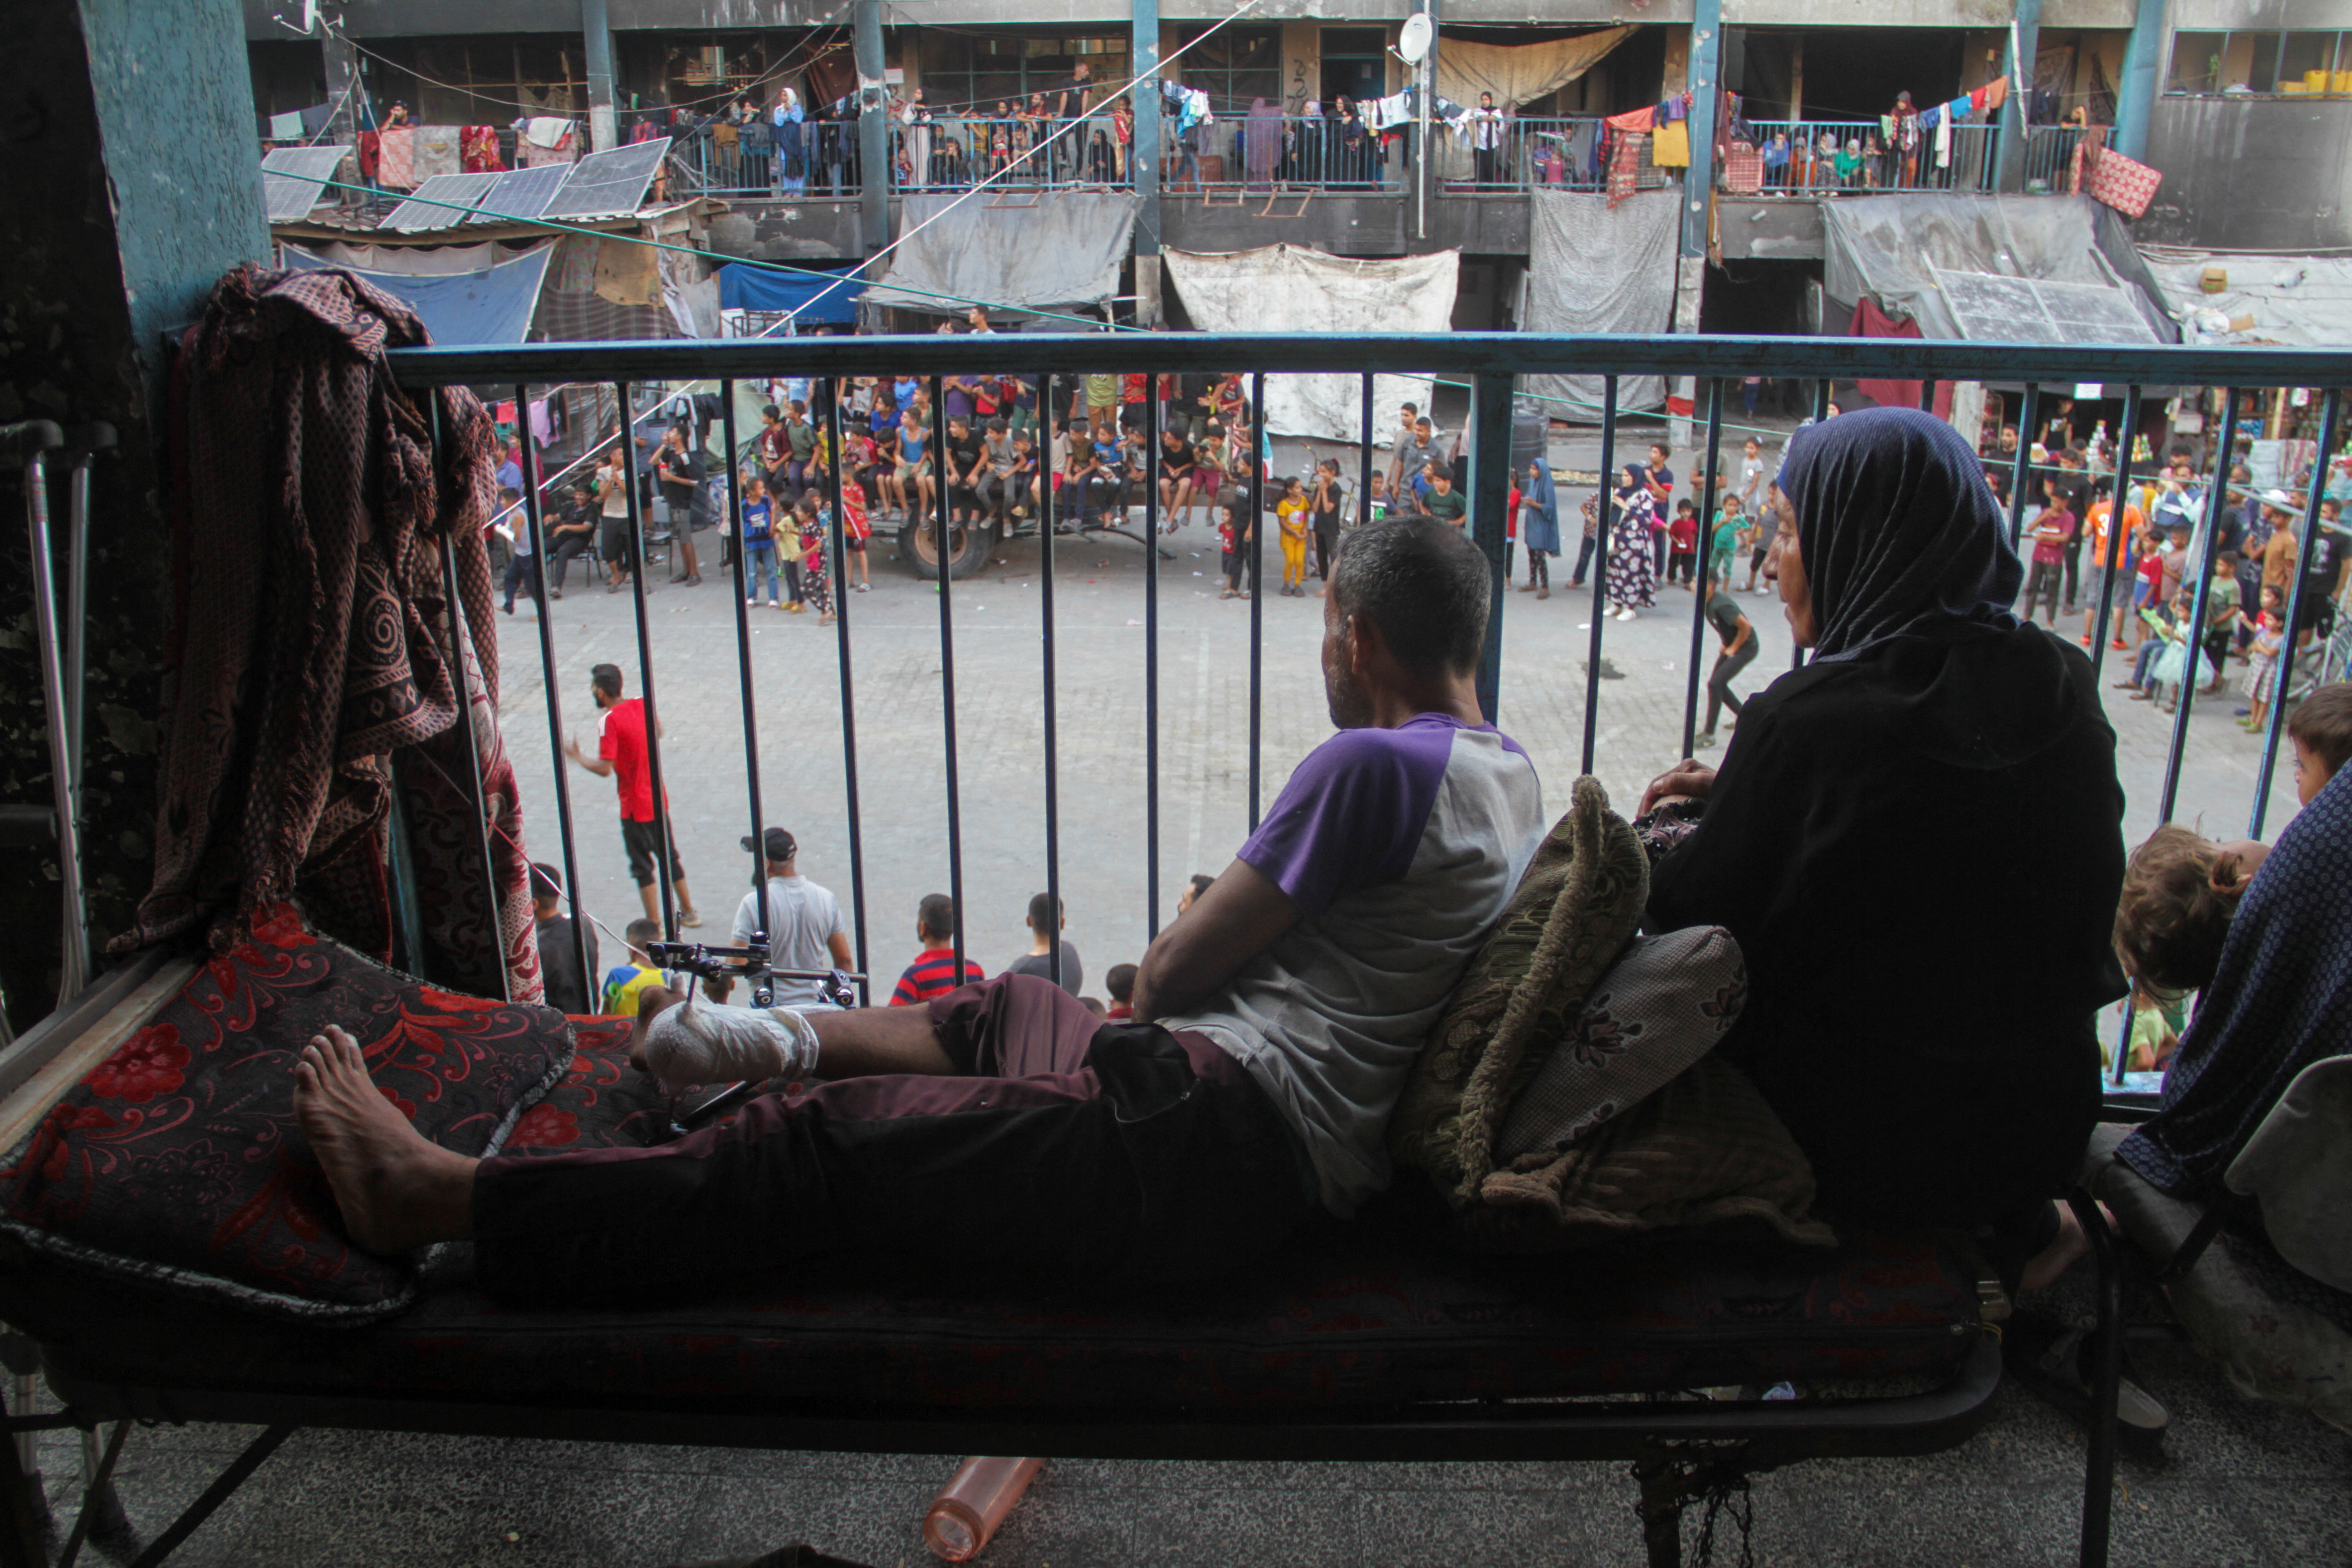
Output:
[
  {"xmin": 1573, "ymin": 535, "xmax": 1597, "ymax": 583},
  {"xmin": 1704, "ymin": 641, "xmax": 1758, "ymax": 734},
  {"xmin": 1474, "ymin": 147, "xmax": 1503, "ymax": 185},
  {"xmin": 2061, "ymin": 539, "xmax": 2084, "ymax": 609},
  {"xmin": 548, "ymin": 534, "xmax": 593, "ymax": 590},
  {"xmin": 471, "ymin": 975, "xmax": 1316, "ymax": 1306},
  {"xmin": 1312, "ymin": 519, "xmax": 1339, "ymax": 579},
  {"xmin": 500, "ymin": 549, "xmax": 540, "ymax": 608},
  {"xmin": 2025, "ymin": 560, "xmax": 2064, "ymax": 622}
]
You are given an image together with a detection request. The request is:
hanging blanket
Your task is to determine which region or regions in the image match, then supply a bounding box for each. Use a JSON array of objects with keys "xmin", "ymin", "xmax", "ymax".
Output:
[
  {"xmin": 1606, "ymin": 130, "xmax": 1647, "ymax": 207},
  {"xmin": 112, "ymin": 264, "xmax": 540, "ymax": 1004},
  {"xmin": 461, "ymin": 126, "xmax": 505, "ymax": 172},
  {"xmin": 377, "ymin": 126, "xmax": 416, "ymax": 188}
]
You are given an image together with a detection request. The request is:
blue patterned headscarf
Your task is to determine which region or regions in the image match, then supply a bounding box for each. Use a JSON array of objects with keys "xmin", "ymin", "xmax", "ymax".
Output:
[
  {"xmin": 1775, "ymin": 407, "xmax": 2024, "ymax": 664},
  {"xmin": 2119, "ymin": 763, "xmax": 2352, "ymax": 1199}
]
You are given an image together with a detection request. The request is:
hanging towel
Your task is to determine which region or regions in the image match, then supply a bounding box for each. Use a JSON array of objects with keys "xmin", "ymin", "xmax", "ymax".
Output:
[
  {"xmin": 1879, "ymin": 114, "xmax": 1896, "ymax": 141},
  {"xmin": 528, "ymin": 399, "xmax": 554, "ymax": 447},
  {"xmin": 1935, "ymin": 111, "xmax": 1951, "ymax": 167},
  {"xmin": 1607, "ymin": 107, "xmax": 1655, "ymax": 132},
  {"xmin": 1919, "ymin": 104, "xmax": 1941, "ymax": 129},
  {"xmin": 1984, "ymin": 77, "xmax": 2009, "ymax": 110},
  {"xmin": 1651, "ymin": 118, "xmax": 1691, "ymax": 166},
  {"xmin": 1970, "ymin": 85, "xmax": 1989, "ymax": 113},
  {"xmin": 376, "ymin": 126, "xmax": 416, "ymax": 189}
]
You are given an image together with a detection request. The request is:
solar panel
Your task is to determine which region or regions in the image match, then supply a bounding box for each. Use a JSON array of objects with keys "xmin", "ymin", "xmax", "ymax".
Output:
[
  {"xmin": 466, "ymin": 164, "xmax": 570, "ymax": 225},
  {"xmin": 540, "ymin": 141, "xmax": 670, "ymax": 221},
  {"xmin": 259, "ymin": 145, "xmax": 352, "ymax": 220},
  {"xmin": 1933, "ymin": 267, "xmax": 2160, "ymax": 346},
  {"xmin": 381, "ymin": 172, "xmax": 500, "ymax": 233}
]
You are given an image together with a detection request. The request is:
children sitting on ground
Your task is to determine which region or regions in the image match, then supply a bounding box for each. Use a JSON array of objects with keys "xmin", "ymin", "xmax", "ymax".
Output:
[
  {"xmin": 601, "ymin": 919, "xmax": 667, "ymax": 1017},
  {"xmin": 888, "ymin": 892, "xmax": 986, "ymax": 1005},
  {"xmin": 1104, "ymin": 962, "xmax": 1137, "ymax": 1021},
  {"xmin": 1275, "ymin": 475, "xmax": 1310, "ymax": 597}
]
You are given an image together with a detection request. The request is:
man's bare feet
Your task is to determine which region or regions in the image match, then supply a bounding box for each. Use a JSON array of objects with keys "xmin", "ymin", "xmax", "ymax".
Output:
[{"xmin": 292, "ymin": 1025, "xmax": 479, "ymax": 1254}]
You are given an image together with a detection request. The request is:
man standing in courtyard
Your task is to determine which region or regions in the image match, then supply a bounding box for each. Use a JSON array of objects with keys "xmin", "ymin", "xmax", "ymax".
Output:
[
  {"xmin": 562, "ymin": 662, "xmax": 702, "ymax": 929},
  {"xmin": 294, "ymin": 519, "xmax": 1544, "ymax": 1300},
  {"xmin": 706, "ymin": 827, "xmax": 854, "ymax": 1010}
]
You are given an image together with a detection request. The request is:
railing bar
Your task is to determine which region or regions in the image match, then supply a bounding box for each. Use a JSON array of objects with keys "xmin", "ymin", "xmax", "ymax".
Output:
[
  {"xmin": 515, "ymin": 381, "xmax": 593, "ymax": 1000},
  {"xmin": 1918, "ymin": 377, "xmax": 1937, "ymax": 413},
  {"xmin": 1580, "ymin": 375, "xmax": 1617, "ymax": 775},
  {"xmin": 1144, "ymin": 383, "xmax": 1163, "ymax": 941},
  {"xmin": 1248, "ymin": 370, "xmax": 1266, "ymax": 833},
  {"xmin": 1470, "ymin": 368, "xmax": 1515, "ymax": 724},
  {"xmin": 823, "ymin": 394, "xmax": 872, "ymax": 1003},
  {"xmin": 718, "ymin": 382, "xmax": 770, "ymax": 996},
  {"xmin": 429, "ymin": 398, "xmax": 510, "ymax": 1002},
  {"xmin": 1040, "ymin": 372, "xmax": 1062, "ymax": 992},
  {"xmin": 1795, "ymin": 381, "xmax": 1832, "ymax": 674},
  {"xmin": 1682, "ymin": 377, "xmax": 1725, "ymax": 758},
  {"xmin": 2006, "ymin": 384, "xmax": 2042, "ymax": 554},
  {"xmin": 1359, "ymin": 373, "xmax": 1375, "ymax": 528},
  {"xmin": 932, "ymin": 378, "xmax": 966, "ymax": 978},
  {"xmin": 2252, "ymin": 385, "xmax": 2343, "ymax": 838},
  {"xmin": 2087, "ymin": 385, "xmax": 2142, "ymax": 687},
  {"xmin": 617, "ymin": 380, "xmax": 679, "ymax": 946},
  {"xmin": 2159, "ymin": 385, "xmax": 2248, "ymax": 825}
]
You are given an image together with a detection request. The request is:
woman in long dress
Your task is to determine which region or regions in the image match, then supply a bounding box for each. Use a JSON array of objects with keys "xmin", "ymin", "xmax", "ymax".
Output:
[{"xmin": 1605, "ymin": 463, "xmax": 1657, "ymax": 619}]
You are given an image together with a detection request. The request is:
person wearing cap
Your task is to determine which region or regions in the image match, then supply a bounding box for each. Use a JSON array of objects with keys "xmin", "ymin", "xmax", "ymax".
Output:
[{"xmin": 708, "ymin": 827, "xmax": 853, "ymax": 1010}]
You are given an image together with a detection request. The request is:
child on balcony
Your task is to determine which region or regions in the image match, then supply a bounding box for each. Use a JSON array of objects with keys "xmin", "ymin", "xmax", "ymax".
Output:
[{"xmin": 2112, "ymin": 824, "xmax": 2269, "ymax": 1006}]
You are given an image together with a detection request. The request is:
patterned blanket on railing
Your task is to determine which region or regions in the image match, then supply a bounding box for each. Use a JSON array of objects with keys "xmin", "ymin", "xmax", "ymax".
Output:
[{"xmin": 113, "ymin": 263, "xmax": 541, "ymax": 1004}]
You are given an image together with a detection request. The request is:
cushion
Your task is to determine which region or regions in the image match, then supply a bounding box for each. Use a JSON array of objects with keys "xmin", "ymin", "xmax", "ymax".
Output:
[
  {"xmin": 1495, "ymin": 926, "xmax": 1745, "ymax": 1163},
  {"xmin": 1472, "ymin": 1054, "xmax": 1836, "ymax": 1252},
  {"xmin": 1389, "ymin": 776, "xmax": 1647, "ymax": 1203},
  {"xmin": 2223, "ymin": 1053, "xmax": 2352, "ymax": 1294},
  {"xmin": 0, "ymin": 903, "xmax": 573, "ymax": 1322}
]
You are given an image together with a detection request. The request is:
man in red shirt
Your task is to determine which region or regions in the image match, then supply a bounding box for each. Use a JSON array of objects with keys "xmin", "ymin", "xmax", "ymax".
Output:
[
  {"xmin": 562, "ymin": 663, "xmax": 701, "ymax": 927},
  {"xmin": 888, "ymin": 893, "xmax": 985, "ymax": 1005}
]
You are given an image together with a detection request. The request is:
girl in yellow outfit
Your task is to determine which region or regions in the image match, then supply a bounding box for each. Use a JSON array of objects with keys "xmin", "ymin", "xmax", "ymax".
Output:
[{"xmin": 1275, "ymin": 475, "xmax": 1310, "ymax": 597}]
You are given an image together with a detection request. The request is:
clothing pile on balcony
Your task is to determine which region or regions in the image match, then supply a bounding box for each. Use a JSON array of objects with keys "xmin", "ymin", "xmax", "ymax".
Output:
[
  {"xmin": 119, "ymin": 262, "xmax": 541, "ymax": 1003},
  {"xmin": 520, "ymin": 117, "xmax": 579, "ymax": 167}
]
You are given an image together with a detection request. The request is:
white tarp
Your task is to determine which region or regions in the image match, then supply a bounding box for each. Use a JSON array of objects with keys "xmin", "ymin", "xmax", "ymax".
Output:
[
  {"xmin": 1162, "ymin": 245, "xmax": 1460, "ymax": 443},
  {"xmin": 866, "ymin": 191, "xmax": 1140, "ymax": 314},
  {"xmin": 1522, "ymin": 190, "xmax": 1681, "ymax": 417},
  {"xmin": 2136, "ymin": 249, "xmax": 2352, "ymax": 348}
]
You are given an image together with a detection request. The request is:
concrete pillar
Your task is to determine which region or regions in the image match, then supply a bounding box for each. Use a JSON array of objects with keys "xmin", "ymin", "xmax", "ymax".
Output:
[
  {"xmin": 1671, "ymin": 256, "xmax": 1703, "ymax": 453},
  {"xmin": 1996, "ymin": 0, "xmax": 2043, "ymax": 193},
  {"xmin": 2112, "ymin": 0, "xmax": 2168, "ymax": 161},
  {"xmin": 856, "ymin": 0, "xmax": 888, "ymax": 255},
  {"xmin": 0, "ymin": 0, "xmax": 267, "ymax": 1032},
  {"xmin": 1132, "ymin": 0, "xmax": 1161, "ymax": 259},
  {"xmin": 582, "ymin": 0, "xmax": 617, "ymax": 154},
  {"xmin": 1682, "ymin": 0, "xmax": 1721, "ymax": 259}
]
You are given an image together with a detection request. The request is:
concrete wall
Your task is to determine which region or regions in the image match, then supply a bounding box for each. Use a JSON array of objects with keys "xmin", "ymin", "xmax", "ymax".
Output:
[
  {"xmin": 0, "ymin": 0, "xmax": 269, "ymax": 1031},
  {"xmin": 2136, "ymin": 95, "xmax": 2352, "ymax": 249}
]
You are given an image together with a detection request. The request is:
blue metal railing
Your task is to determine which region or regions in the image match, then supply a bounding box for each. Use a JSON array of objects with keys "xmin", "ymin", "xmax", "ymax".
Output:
[
  {"xmin": 388, "ymin": 333, "xmax": 2348, "ymax": 1086},
  {"xmin": 1738, "ymin": 121, "xmax": 2002, "ymax": 194}
]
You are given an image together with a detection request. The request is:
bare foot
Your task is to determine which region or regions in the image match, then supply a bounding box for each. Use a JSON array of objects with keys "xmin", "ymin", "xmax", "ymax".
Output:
[
  {"xmin": 293, "ymin": 1025, "xmax": 478, "ymax": 1253},
  {"xmin": 2020, "ymin": 1198, "xmax": 2114, "ymax": 1293}
]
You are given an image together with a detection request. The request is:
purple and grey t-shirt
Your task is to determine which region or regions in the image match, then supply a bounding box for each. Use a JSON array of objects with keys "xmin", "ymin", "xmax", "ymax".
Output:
[{"xmin": 1164, "ymin": 713, "xmax": 1543, "ymax": 1216}]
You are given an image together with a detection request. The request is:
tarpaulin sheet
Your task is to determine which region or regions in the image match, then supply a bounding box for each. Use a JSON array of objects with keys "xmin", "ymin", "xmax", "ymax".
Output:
[
  {"xmin": 2137, "ymin": 250, "xmax": 2352, "ymax": 348},
  {"xmin": 283, "ymin": 241, "xmax": 499, "ymax": 274},
  {"xmin": 1161, "ymin": 245, "xmax": 1460, "ymax": 443},
  {"xmin": 1522, "ymin": 190, "xmax": 1680, "ymax": 417},
  {"xmin": 1851, "ymin": 298, "xmax": 1954, "ymax": 417},
  {"xmin": 1819, "ymin": 194, "xmax": 2175, "ymax": 344},
  {"xmin": 280, "ymin": 244, "xmax": 551, "ymax": 345},
  {"xmin": 865, "ymin": 191, "xmax": 1139, "ymax": 314},
  {"xmin": 716, "ymin": 261, "xmax": 867, "ymax": 323},
  {"xmin": 1435, "ymin": 29, "xmax": 1636, "ymax": 109}
]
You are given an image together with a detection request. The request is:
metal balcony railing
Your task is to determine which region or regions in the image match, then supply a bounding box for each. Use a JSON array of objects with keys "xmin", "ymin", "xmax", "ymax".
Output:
[
  {"xmin": 1739, "ymin": 121, "xmax": 2003, "ymax": 195},
  {"xmin": 384, "ymin": 333, "xmax": 2348, "ymax": 1093}
]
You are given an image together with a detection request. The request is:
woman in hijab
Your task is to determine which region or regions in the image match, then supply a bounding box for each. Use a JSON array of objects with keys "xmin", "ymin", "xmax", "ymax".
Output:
[
  {"xmin": 1642, "ymin": 407, "xmax": 2125, "ymax": 1288},
  {"xmin": 1244, "ymin": 97, "xmax": 1281, "ymax": 192},
  {"xmin": 1605, "ymin": 463, "xmax": 1658, "ymax": 620},
  {"xmin": 1519, "ymin": 456, "xmax": 1561, "ymax": 598},
  {"xmin": 772, "ymin": 88, "xmax": 808, "ymax": 196}
]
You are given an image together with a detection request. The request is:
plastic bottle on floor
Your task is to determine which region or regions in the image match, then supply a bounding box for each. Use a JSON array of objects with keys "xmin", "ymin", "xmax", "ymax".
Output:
[{"xmin": 922, "ymin": 1456, "xmax": 1045, "ymax": 1562}]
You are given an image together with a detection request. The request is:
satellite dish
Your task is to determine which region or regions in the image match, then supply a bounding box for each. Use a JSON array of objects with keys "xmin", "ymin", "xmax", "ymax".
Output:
[{"xmin": 1398, "ymin": 13, "xmax": 1433, "ymax": 64}]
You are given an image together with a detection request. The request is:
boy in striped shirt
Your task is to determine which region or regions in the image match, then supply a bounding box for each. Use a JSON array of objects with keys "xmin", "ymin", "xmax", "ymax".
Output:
[{"xmin": 890, "ymin": 894, "xmax": 985, "ymax": 1005}]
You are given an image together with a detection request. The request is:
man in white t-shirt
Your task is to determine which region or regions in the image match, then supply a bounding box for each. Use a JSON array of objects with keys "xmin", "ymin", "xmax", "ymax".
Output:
[
  {"xmin": 710, "ymin": 827, "xmax": 853, "ymax": 1009},
  {"xmin": 293, "ymin": 520, "xmax": 1545, "ymax": 1302}
]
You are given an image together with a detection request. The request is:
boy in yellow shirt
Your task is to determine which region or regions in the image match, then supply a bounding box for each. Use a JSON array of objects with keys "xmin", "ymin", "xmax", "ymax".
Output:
[{"xmin": 601, "ymin": 918, "xmax": 667, "ymax": 1017}]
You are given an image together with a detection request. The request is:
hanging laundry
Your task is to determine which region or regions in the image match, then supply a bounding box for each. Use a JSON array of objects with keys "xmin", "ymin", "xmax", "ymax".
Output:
[
  {"xmin": 1918, "ymin": 104, "xmax": 1941, "ymax": 128},
  {"xmin": 461, "ymin": 126, "xmax": 505, "ymax": 172},
  {"xmin": 1984, "ymin": 77, "xmax": 2009, "ymax": 110},
  {"xmin": 1652, "ymin": 118, "xmax": 1691, "ymax": 166},
  {"xmin": 376, "ymin": 126, "xmax": 417, "ymax": 189},
  {"xmin": 1935, "ymin": 111, "xmax": 1951, "ymax": 167},
  {"xmin": 1607, "ymin": 107, "xmax": 1655, "ymax": 132},
  {"xmin": 356, "ymin": 130, "xmax": 381, "ymax": 181},
  {"xmin": 528, "ymin": 399, "xmax": 554, "ymax": 448},
  {"xmin": 1607, "ymin": 130, "xmax": 1647, "ymax": 207},
  {"xmin": 1970, "ymin": 85, "xmax": 1989, "ymax": 112}
]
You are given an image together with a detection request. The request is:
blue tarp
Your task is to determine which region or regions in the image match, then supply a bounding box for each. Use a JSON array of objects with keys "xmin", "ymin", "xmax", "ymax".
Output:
[
  {"xmin": 716, "ymin": 261, "xmax": 865, "ymax": 323},
  {"xmin": 281, "ymin": 245, "xmax": 553, "ymax": 345}
]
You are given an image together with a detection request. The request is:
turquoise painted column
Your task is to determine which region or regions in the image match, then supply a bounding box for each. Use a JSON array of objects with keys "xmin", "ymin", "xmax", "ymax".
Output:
[
  {"xmin": 1682, "ymin": 0, "xmax": 1721, "ymax": 258},
  {"xmin": 1996, "ymin": 0, "xmax": 2044, "ymax": 192},
  {"xmin": 2112, "ymin": 0, "xmax": 2168, "ymax": 161}
]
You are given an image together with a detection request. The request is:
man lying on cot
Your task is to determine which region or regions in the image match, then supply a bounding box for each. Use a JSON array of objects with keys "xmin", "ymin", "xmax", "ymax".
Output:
[{"xmin": 294, "ymin": 519, "xmax": 1549, "ymax": 1302}]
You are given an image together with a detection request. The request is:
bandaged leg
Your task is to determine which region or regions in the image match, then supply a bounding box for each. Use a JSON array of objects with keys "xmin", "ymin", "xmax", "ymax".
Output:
[{"xmin": 643, "ymin": 995, "xmax": 822, "ymax": 1090}]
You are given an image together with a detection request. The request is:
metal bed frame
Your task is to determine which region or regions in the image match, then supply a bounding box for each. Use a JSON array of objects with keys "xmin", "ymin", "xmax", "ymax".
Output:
[{"xmin": 3, "ymin": 334, "xmax": 2347, "ymax": 1568}]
